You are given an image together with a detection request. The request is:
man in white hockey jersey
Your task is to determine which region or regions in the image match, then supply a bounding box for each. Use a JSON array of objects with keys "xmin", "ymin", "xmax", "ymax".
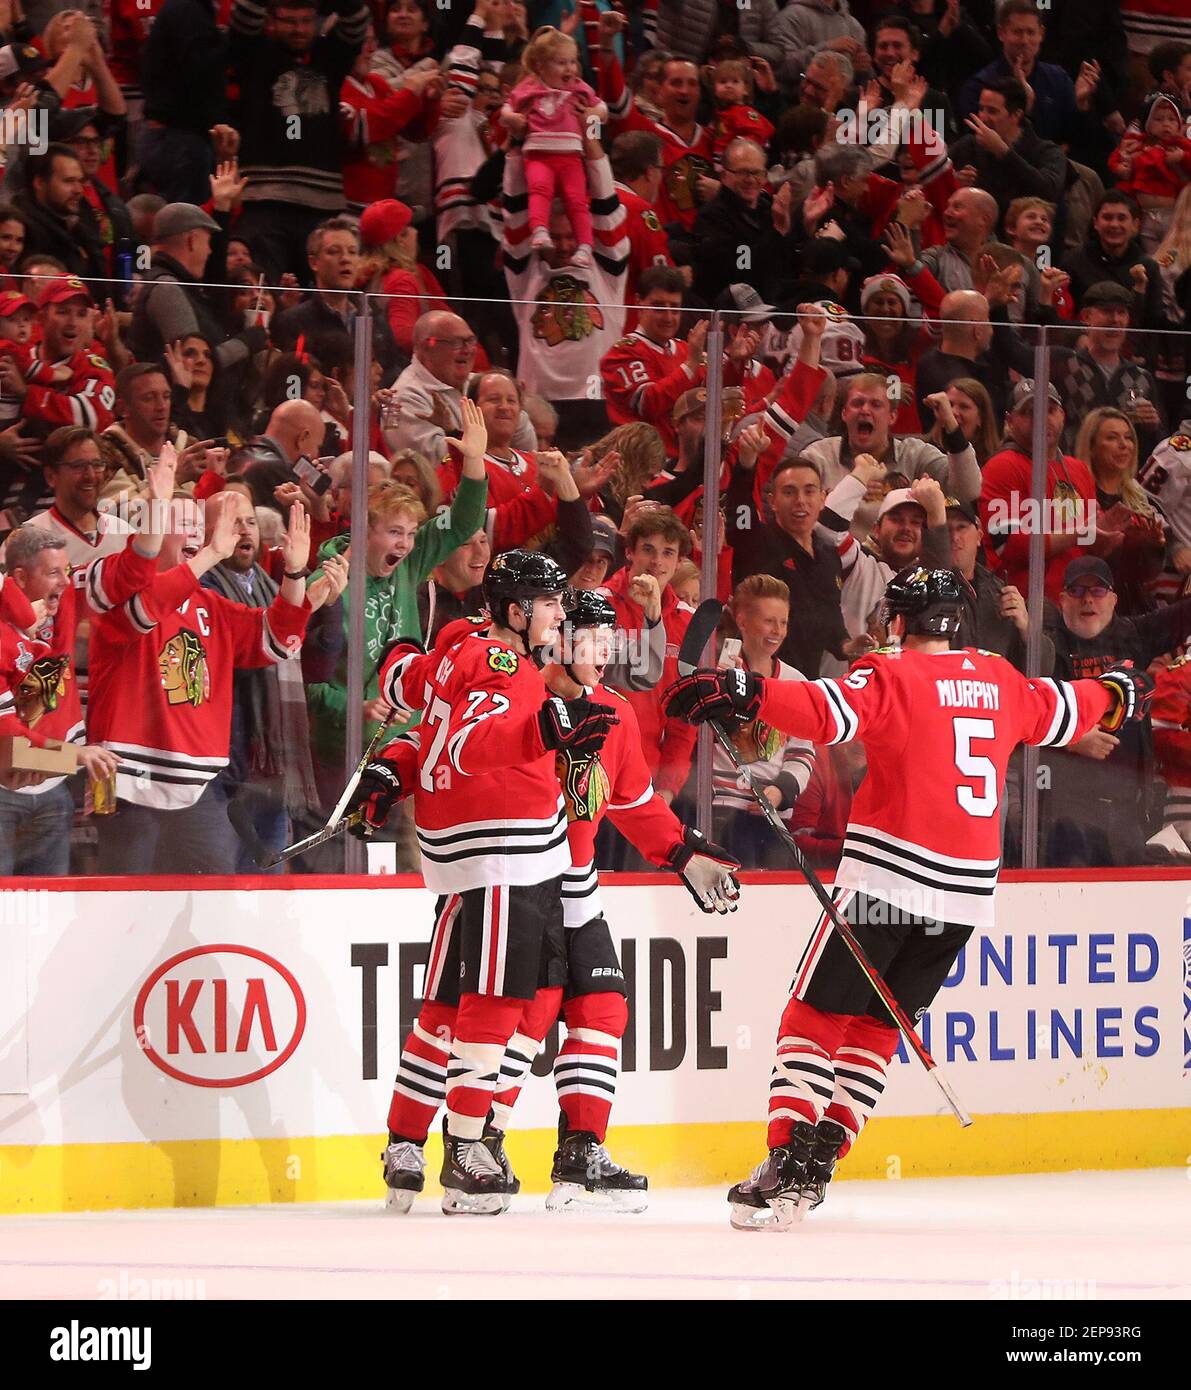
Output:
[{"xmin": 500, "ymin": 119, "xmax": 630, "ymax": 450}]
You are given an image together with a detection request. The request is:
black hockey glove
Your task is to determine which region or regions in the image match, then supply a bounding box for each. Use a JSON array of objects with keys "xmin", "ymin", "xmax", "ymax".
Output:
[
  {"xmin": 664, "ymin": 667, "xmax": 762, "ymax": 730},
  {"xmin": 1097, "ymin": 662, "xmax": 1154, "ymax": 733},
  {"xmin": 665, "ymin": 826, "xmax": 742, "ymax": 914},
  {"xmin": 537, "ymin": 695, "xmax": 619, "ymax": 758},
  {"xmin": 347, "ymin": 760, "xmax": 405, "ymax": 839}
]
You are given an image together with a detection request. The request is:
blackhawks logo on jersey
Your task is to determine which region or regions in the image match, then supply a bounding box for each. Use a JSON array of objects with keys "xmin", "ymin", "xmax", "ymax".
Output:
[
  {"xmin": 159, "ymin": 628, "xmax": 210, "ymax": 707},
  {"xmin": 530, "ymin": 275, "xmax": 605, "ymax": 347},
  {"xmin": 15, "ymin": 654, "xmax": 70, "ymax": 728},
  {"xmin": 641, "ymin": 209, "xmax": 662, "ymax": 233},
  {"xmin": 1169, "ymin": 434, "xmax": 1191, "ymax": 452},
  {"xmin": 556, "ymin": 750, "xmax": 611, "ymax": 823},
  {"xmin": 487, "ymin": 645, "xmax": 518, "ymax": 675},
  {"xmin": 732, "ymin": 717, "xmax": 782, "ymax": 765},
  {"xmin": 663, "ymin": 152, "xmax": 714, "ymax": 214}
]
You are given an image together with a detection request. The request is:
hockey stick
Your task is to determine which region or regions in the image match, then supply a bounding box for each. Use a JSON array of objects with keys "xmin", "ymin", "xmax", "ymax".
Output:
[
  {"xmin": 260, "ymin": 810, "xmax": 368, "ymax": 869},
  {"xmin": 676, "ymin": 599, "xmax": 973, "ymax": 1127},
  {"xmin": 324, "ymin": 709, "xmax": 401, "ymax": 830}
]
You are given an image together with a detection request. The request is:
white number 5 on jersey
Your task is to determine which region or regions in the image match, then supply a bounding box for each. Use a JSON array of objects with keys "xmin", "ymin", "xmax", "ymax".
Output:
[{"xmin": 953, "ymin": 717, "xmax": 997, "ymax": 817}]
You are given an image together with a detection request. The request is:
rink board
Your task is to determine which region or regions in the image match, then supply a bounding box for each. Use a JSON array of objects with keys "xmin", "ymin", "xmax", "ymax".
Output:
[{"xmin": 0, "ymin": 873, "xmax": 1188, "ymax": 1213}]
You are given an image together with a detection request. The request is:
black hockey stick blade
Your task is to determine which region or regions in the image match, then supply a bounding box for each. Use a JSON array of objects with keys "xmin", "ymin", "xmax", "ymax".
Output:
[
  {"xmin": 677, "ymin": 599, "xmax": 724, "ymax": 676},
  {"xmin": 261, "ymin": 811, "xmax": 367, "ymax": 869}
]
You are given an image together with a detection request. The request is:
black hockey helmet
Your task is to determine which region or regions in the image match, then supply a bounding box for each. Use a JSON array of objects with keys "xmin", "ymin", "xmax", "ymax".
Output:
[
  {"xmin": 564, "ymin": 589, "xmax": 617, "ymax": 629},
  {"xmin": 883, "ymin": 566, "xmax": 965, "ymax": 637},
  {"xmin": 483, "ymin": 549, "xmax": 571, "ymax": 629}
]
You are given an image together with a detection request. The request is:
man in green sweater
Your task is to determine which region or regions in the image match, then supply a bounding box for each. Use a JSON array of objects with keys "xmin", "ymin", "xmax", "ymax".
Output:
[{"xmin": 305, "ymin": 401, "xmax": 489, "ymax": 802}]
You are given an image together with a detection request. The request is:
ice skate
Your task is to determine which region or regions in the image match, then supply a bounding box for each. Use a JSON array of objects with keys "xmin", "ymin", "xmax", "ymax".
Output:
[
  {"xmin": 546, "ymin": 1117, "xmax": 648, "ymax": 1213},
  {"xmin": 796, "ymin": 1120, "xmax": 847, "ymax": 1215},
  {"xmin": 440, "ymin": 1118, "xmax": 511, "ymax": 1215},
  {"xmin": 482, "ymin": 1120, "xmax": 520, "ymax": 1213},
  {"xmin": 727, "ymin": 1122, "xmax": 817, "ymax": 1231},
  {"xmin": 381, "ymin": 1138, "xmax": 425, "ymax": 1214}
]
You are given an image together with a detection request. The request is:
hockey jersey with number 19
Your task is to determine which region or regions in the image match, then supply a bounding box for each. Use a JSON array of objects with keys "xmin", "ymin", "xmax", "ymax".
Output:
[
  {"xmin": 756, "ymin": 647, "xmax": 1113, "ymax": 928},
  {"xmin": 379, "ymin": 619, "xmax": 571, "ymax": 893}
]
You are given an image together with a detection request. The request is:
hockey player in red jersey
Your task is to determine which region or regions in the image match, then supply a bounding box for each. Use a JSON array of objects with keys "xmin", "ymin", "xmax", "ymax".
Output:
[
  {"xmin": 357, "ymin": 589, "xmax": 741, "ymax": 1212},
  {"xmin": 666, "ymin": 568, "xmax": 1154, "ymax": 1229},
  {"xmin": 357, "ymin": 550, "xmax": 620, "ymax": 1214}
]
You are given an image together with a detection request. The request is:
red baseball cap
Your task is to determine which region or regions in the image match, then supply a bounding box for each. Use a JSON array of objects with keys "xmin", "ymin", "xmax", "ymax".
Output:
[
  {"xmin": 359, "ymin": 199, "xmax": 413, "ymax": 249},
  {"xmin": 40, "ymin": 276, "xmax": 94, "ymax": 308},
  {"xmin": 0, "ymin": 289, "xmax": 34, "ymax": 317}
]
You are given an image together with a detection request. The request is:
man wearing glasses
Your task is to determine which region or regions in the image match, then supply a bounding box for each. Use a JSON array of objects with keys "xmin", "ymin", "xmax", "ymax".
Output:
[
  {"xmin": 692, "ymin": 138, "xmax": 797, "ymax": 306},
  {"xmin": 1041, "ymin": 555, "xmax": 1191, "ymax": 866},
  {"xmin": 386, "ymin": 309, "xmax": 536, "ymax": 464},
  {"xmin": 23, "ymin": 426, "xmax": 133, "ymax": 565}
]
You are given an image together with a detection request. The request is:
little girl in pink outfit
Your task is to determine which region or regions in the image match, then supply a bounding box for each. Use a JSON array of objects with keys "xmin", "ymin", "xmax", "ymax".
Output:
[{"xmin": 501, "ymin": 27, "xmax": 608, "ymax": 268}]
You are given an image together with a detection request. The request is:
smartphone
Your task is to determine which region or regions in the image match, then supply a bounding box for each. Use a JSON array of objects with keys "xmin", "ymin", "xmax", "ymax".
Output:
[
  {"xmin": 209, "ymin": 436, "xmax": 231, "ymax": 450},
  {"xmin": 293, "ymin": 455, "xmax": 333, "ymax": 496},
  {"xmin": 717, "ymin": 638, "xmax": 742, "ymax": 670}
]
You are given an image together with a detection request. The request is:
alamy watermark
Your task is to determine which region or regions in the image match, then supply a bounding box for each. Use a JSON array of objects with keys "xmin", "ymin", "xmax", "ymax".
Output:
[
  {"xmin": 0, "ymin": 107, "xmax": 47, "ymax": 157},
  {"xmin": 835, "ymin": 103, "xmax": 945, "ymax": 147}
]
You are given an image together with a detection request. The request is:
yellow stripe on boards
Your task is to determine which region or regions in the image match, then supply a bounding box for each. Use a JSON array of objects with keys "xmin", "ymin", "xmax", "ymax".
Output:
[{"xmin": 1, "ymin": 1109, "xmax": 1186, "ymax": 1214}]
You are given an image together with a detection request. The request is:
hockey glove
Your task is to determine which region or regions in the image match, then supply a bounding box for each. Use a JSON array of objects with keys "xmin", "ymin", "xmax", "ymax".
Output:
[
  {"xmin": 1097, "ymin": 662, "xmax": 1154, "ymax": 733},
  {"xmin": 347, "ymin": 760, "xmax": 405, "ymax": 839},
  {"xmin": 664, "ymin": 667, "xmax": 762, "ymax": 730},
  {"xmin": 665, "ymin": 826, "xmax": 742, "ymax": 914},
  {"xmin": 537, "ymin": 695, "xmax": 619, "ymax": 758}
]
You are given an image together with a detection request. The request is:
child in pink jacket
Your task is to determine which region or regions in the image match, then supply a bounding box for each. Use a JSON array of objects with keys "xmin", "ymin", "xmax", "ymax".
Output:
[{"xmin": 500, "ymin": 26, "xmax": 607, "ymax": 267}]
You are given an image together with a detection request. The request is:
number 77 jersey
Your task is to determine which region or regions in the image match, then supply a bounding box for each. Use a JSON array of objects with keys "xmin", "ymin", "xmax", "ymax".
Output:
[
  {"xmin": 757, "ymin": 647, "xmax": 1113, "ymax": 928},
  {"xmin": 384, "ymin": 623, "xmax": 570, "ymax": 894}
]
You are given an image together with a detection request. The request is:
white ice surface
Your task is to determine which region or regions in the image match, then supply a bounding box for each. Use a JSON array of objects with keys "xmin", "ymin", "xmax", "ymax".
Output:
[{"xmin": 1, "ymin": 1170, "xmax": 1186, "ymax": 1301}]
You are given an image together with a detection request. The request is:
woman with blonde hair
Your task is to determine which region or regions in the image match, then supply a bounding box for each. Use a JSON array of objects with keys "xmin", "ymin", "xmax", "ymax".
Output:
[
  {"xmin": 1076, "ymin": 406, "xmax": 1167, "ymax": 616},
  {"xmin": 927, "ymin": 379, "xmax": 999, "ymax": 469},
  {"xmin": 713, "ymin": 574, "xmax": 817, "ymax": 868},
  {"xmin": 387, "ymin": 447, "xmax": 442, "ymax": 514},
  {"xmin": 590, "ymin": 421, "xmax": 668, "ymax": 521}
]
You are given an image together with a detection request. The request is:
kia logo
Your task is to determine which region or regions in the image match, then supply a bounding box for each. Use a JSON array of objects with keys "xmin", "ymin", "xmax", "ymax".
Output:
[{"xmin": 133, "ymin": 945, "xmax": 306, "ymax": 1088}]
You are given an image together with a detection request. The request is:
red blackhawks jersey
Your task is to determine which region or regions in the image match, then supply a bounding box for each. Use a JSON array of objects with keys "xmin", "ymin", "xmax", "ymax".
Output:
[
  {"xmin": 0, "ymin": 541, "xmax": 159, "ymax": 794},
  {"xmin": 613, "ymin": 181, "xmax": 673, "ymax": 302},
  {"xmin": 14, "ymin": 341, "xmax": 117, "ymax": 433},
  {"xmin": 601, "ymin": 331, "xmax": 701, "ymax": 455},
  {"xmin": 758, "ymin": 646, "xmax": 1112, "ymax": 927},
  {"xmin": 87, "ymin": 565, "xmax": 310, "ymax": 809},
  {"xmin": 380, "ymin": 663, "xmax": 684, "ymax": 925},
  {"xmin": 379, "ymin": 618, "xmax": 569, "ymax": 893},
  {"xmin": 440, "ymin": 442, "xmax": 556, "ymax": 552},
  {"xmin": 1151, "ymin": 657, "xmax": 1191, "ymax": 826}
]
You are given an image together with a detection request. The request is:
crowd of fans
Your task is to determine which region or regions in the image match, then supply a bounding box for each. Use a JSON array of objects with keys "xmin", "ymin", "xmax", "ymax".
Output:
[{"xmin": 1, "ymin": 0, "xmax": 1191, "ymax": 876}]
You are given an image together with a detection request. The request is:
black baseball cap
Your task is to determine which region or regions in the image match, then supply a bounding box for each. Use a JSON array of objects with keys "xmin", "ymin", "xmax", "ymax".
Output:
[
  {"xmin": 1063, "ymin": 556, "xmax": 1115, "ymax": 591},
  {"xmin": 945, "ymin": 496, "xmax": 979, "ymax": 526}
]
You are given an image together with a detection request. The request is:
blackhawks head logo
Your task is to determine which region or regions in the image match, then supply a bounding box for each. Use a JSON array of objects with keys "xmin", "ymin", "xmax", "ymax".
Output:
[
  {"xmin": 15, "ymin": 654, "xmax": 70, "ymax": 728},
  {"xmin": 663, "ymin": 152, "xmax": 714, "ymax": 214},
  {"xmin": 487, "ymin": 645, "xmax": 518, "ymax": 675},
  {"xmin": 556, "ymin": 750, "xmax": 611, "ymax": 823},
  {"xmin": 732, "ymin": 717, "xmax": 783, "ymax": 765},
  {"xmin": 159, "ymin": 628, "xmax": 210, "ymax": 707},
  {"xmin": 530, "ymin": 275, "xmax": 605, "ymax": 347}
]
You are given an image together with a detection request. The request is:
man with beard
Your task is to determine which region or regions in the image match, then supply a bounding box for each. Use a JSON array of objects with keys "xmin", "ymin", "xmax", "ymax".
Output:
[
  {"xmin": 201, "ymin": 489, "xmax": 347, "ymax": 869},
  {"xmin": 1041, "ymin": 555, "xmax": 1191, "ymax": 867},
  {"xmin": 13, "ymin": 145, "xmax": 105, "ymax": 283},
  {"xmin": 23, "ymin": 425, "xmax": 132, "ymax": 566},
  {"xmin": 0, "ymin": 276, "xmax": 116, "ymax": 439}
]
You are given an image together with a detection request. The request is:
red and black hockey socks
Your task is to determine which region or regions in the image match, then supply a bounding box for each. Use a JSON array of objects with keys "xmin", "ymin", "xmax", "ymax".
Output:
[
  {"xmin": 555, "ymin": 993, "xmax": 628, "ymax": 1143},
  {"xmin": 490, "ymin": 987, "xmax": 564, "ymax": 1132},
  {"xmin": 387, "ymin": 1000, "xmax": 456, "ymax": 1144},
  {"xmin": 446, "ymin": 993, "xmax": 527, "ymax": 1140},
  {"xmin": 824, "ymin": 1015, "xmax": 899, "ymax": 1159}
]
